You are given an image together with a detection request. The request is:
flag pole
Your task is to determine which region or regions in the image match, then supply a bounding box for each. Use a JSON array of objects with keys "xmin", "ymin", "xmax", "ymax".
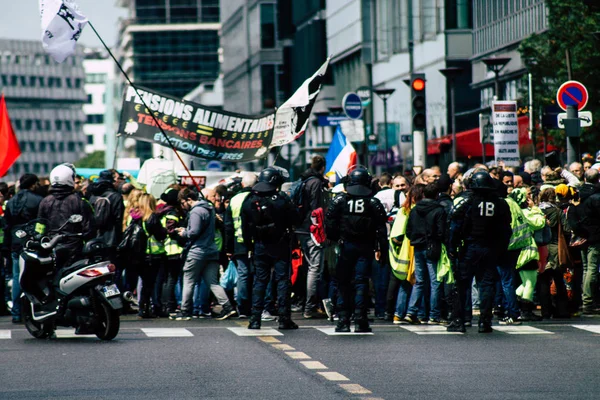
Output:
[{"xmin": 87, "ymin": 21, "xmax": 201, "ymax": 192}]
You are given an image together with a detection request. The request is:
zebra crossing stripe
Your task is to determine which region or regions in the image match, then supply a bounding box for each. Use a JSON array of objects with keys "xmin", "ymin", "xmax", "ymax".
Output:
[
  {"xmin": 572, "ymin": 325, "xmax": 600, "ymax": 334},
  {"xmin": 54, "ymin": 329, "xmax": 96, "ymax": 339},
  {"xmin": 493, "ymin": 326, "xmax": 553, "ymax": 335},
  {"xmin": 399, "ymin": 325, "xmax": 463, "ymax": 335},
  {"xmin": 0, "ymin": 330, "xmax": 11, "ymax": 339},
  {"xmin": 315, "ymin": 327, "xmax": 374, "ymax": 336},
  {"xmin": 227, "ymin": 327, "xmax": 283, "ymax": 336},
  {"xmin": 141, "ymin": 328, "xmax": 193, "ymax": 337}
]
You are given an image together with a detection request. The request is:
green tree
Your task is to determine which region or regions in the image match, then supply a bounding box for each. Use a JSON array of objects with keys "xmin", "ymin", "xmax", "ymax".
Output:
[
  {"xmin": 519, "ymin": 0, "xmax": 600, "ymax": 153},
  {"xmin": 75, "ymin": 151, "xmax": 105, "ymax": 169}
]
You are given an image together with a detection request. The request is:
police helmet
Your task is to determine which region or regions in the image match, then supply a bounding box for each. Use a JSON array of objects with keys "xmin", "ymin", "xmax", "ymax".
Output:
[
  {"xmin": 253, "ymin": 167, "xmax": 287, "ymax": 193},
  {"xmin": 345, "ymin": 166, "xmax": 372, "ymax": 196},
  {"xmin": 50, "ymin": 164, "xmax": 75, "ymax": 187},
  {"xmin": 470, "ymin": 171, "xmax": 495, "ymax": 191}
]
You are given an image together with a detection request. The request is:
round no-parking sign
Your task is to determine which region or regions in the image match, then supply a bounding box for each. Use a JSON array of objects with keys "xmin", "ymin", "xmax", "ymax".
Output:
[{"xmin": 556, "ymin": 80, "xmax": 588, "ymax": 111}]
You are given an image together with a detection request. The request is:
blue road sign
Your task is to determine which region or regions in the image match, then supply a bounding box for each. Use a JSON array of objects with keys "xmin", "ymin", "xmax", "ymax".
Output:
[
  {"xmin": 342, "ymin": 92, "xmax": 363, "ymax": 120},
  {"xmin": 556, "ymin": 80, "xmax": 588, "ymax": 111},
  {"xmin": 317, "ymin": 115, "xmax": 348, "ymax": 126}
]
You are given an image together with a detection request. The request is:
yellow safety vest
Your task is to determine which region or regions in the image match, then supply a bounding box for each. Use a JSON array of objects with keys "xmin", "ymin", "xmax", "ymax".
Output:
[
  {"xmin": 388, "ymin": 207, "xmax": 412, "ymax": 280},
  {"xmin": 161, "ymin": 215, "xmax": 183, "ymax": 256},
  {"xmin": 230, "ymin": 191, "xmax": 251, "ymax": 244},
  {"xmin": 506, "ymin": 197, "xmax": 531, "ymax": 251},
  {"xmin": 143, "ymin": 221, "xmax": 166, "ymax": 255}
]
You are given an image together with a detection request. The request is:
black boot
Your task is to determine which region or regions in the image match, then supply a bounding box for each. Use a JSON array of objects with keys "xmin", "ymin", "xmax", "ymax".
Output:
[
  {"xmin": 478, "ymin": 319, "xmax": 493, "ymax": 333},
  {"xmin": 248, "ymin": 314, "xmax": 261, "ymax": 330},
  {"xmin": 335, "ymin": 318, "xmax": 351, "ymax": 333},
  {"xmin": 518, "ymin": 300, "xmax": 542, "ymax": 321},
  {"xmin": 354, "ymin": 314, "xmax": 372, "ymax": 333},
  {"xmin": 446, "ymin": 319, "xmax": 466, "ymax": 333},
  {"xmin": 278, "ymin": 316, "xmax": 298, "ymax": 330}
]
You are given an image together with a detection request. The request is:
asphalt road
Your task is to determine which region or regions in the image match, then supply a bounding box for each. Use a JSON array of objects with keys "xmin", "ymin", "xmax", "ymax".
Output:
[{"xmin": 2, "ymin": 314, "xmax": 600, "ymax": 400}]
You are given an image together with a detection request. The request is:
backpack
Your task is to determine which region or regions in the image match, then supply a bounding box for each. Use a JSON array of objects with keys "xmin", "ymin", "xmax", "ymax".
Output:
[
  {"xmin": 289, "ymin": 176, "xmax": 318, "ymax": 218},
  {"xmin": 117, "ymin": 219, "xmax": 148, "ymax": 255},
  {"xmin": 534, "ymin": 223, "xmax": 552, "ymax": 246},
  {"xmin": 93, "ymin": 196, "xmax": 112, "ymax": 230},
  {"xmin": 251, "ymin": 195, "xmax": 279, "ymax": 243}
]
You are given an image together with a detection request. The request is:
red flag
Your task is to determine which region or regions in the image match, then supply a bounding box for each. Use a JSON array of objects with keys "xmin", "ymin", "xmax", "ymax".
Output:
[{"xmin": 0, "ymin": 94, "xmax": 21, "ymax": 177}]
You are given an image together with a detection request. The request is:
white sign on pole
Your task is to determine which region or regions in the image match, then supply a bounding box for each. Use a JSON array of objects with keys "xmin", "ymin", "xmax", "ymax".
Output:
[
  {"xmin": 340, "ymin": 119, "xmax": 365, "ymax": 142},
  {"xmin": 557, "ymin": 111, "xmax": 593, "ymax": 128},
  {"xmin": 492, "ymin": 101, "xmax": 520, "ymax": 167}
]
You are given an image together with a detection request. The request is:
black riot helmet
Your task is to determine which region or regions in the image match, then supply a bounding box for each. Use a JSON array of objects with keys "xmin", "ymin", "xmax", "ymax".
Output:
[
  {"xmin": 345, "ymin": 166, "xmax": 373, "ymax": 196},
  {"xmin": 253, "ymin": 166, "xmax": 288, "ymax": 193},
  {"xmin": 470, "ymin": 171, "xmax": 496, "ymax": 191}
]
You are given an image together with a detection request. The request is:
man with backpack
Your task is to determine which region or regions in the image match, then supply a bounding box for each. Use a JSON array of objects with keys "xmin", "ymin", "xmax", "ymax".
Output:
[
  {"xmin": 293, "ymin": 155, "xmax": 328, "ymax": 319},
  {"xmin": 3, "ymin": 174, "xmax": 43, "ymax": 323},
  {"xmin": 242, "ymin": 167, "xmax": 301, "ymax": 330},
  {"xmin": 89, "ymin": 171, "xmax": 124, "ymax": 263}
]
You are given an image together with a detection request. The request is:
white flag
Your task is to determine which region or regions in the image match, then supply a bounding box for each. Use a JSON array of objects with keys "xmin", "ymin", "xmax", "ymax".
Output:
[
  {"xmin": 39, "ymin": 0, "xmax": 88, "ymax": 63},
  {"xmin": 270, "ymin": 59, "xmax": 330, "ymax": 148}
]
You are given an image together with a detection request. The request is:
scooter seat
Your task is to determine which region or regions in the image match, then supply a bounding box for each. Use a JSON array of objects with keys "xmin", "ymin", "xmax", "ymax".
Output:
[{"xmin": 58, "ymin": 259, "xmax": 90, "ymax": 278}]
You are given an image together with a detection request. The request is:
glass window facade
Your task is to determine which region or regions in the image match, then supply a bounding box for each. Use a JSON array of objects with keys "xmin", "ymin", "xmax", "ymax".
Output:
[
  {"xmin": 134, "ymin": 0, "xmax": 220, "ymax": 24},
  {"xmin": 261, "ymin": 4, "xmax": 276, "ymax": 49}
]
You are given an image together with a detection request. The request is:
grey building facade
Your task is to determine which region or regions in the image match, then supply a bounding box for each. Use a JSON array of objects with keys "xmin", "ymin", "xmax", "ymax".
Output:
[{"xmin": 0, "ymin": 39, "xmax": 87, "ymax": 182}]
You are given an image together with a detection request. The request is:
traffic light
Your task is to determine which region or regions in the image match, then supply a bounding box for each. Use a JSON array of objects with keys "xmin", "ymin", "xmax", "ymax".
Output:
[{"xmin": 411, "ymin": 73, "xmax": 426, "ymax": 132}]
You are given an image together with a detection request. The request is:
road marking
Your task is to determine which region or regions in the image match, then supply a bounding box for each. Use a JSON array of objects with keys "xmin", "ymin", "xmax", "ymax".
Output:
[
  {"xmin": 54, "ymin": 329, "xmax": 96, "ymax": 339},
  {"xmin": 399, "ymin": 325, "xmax": 463, "ymax": 335},
  {"xmin": 300, "ymin": 361, "xmax": 327, "ymax": 370},
  {"xmin": 315, "ymin": 327, "xmax": 374, "ymax": 336},
  {"xmin": 272, "ymin": 344, "xmax": 295, "ymax": 351},
  {"xmin": 339, "ymin": 384, "xmax": 372, "ymax": 394},
  {"xmin": 318, "ymin": 371, "xmax": 349, "ymax": 381},
  {"xmin": 228, "ymin": 327, "xmax": 283, "ymax": 336},
  {"xmin": 0, "ymin": 330, "xmax": 11, "ymax": 339},
  {"xmin": 285, "ymin": 351, "xmax": 311, "ymax": 360},
  {"xmin": 493, "ymin": 326, "xmax": 553, "ymax": 335},
  {"xmin": 572, "ymin": 325, "xmax": 600, "ymax": 334},
  {"xmin": 258, "ymin": 336, "xmax": 281, "ymax": 343},
  {"xmin": 141, "ymin": 328, "xmax": 193, "ymax": 337}
]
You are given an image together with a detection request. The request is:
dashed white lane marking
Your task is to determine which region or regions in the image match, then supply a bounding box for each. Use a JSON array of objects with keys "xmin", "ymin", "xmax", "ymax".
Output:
[
  {"xmin": 339, "ymin": 384, "xmax": 372, "ymax": 394},
  {"xmin": 0, "ymin": 330, "xmax": 11, "ymax": 339},
  {"xmin": 300, "ymin": 361, "xmax": 327, "ymax": 370},
  {"xmin": 141, "ymin": 328, "xmax": 193, "ymax": 337},
  {"xmin": 228, "ymin": 327, "xmax": 283, "ymax": 336},
  {"xmin": 285, "ymin": 351, "xmax": 311, "ymax": 360},
  {"xmin": 315, "ymin": 327, "xmax": 374, "ymax": 336},
  {"xmin": 493, "ymin": 326, "xmax": 553, "ymax": 335},
  {"xmin": 572, "ymin": 325, "xmax": 600, "ymax": 334},
  {"xmin": 399, "ymin": 325, "xmax": 463, "ymax": 335},
  {"xmin": 272, "ymin": 343, "xmax": 295, "ymax": 351},
  {"xmin": 318, "ymin": 371, "xmax": 350, "ymax": 381},
  {"xmin": 54, "ymin": 329, "xmax": 96, "ymax": 339}
]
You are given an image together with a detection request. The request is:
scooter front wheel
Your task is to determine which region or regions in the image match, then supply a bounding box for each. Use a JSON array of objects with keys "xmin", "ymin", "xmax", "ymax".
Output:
[
  {"xmin": 22, "ymin": 298, "xmax": 54, "ymax": 339},
  {"xmin": 95, "ymin": 301, "xmax": 120, "ymax": 341}
]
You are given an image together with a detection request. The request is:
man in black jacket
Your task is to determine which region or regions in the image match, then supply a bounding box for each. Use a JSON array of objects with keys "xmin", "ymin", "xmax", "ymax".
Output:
[
  {"xmin": 578, "ymin": 168, "xmax": 600, "ymax": 314},
  {"xmin": 296, "ymin": 155, "xmax": 328, "ymax": 318},
  {"xmin": 4, "ymin": 174, "xmax": 42, "ymax": 323},
  {"xmin": 404, "ymin": 183, "xmax": 446, "ymax": 324}
]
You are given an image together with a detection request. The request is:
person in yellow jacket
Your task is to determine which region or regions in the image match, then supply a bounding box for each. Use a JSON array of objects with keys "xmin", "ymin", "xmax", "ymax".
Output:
[{"xmin": 508, "ymin": 188, "xmax": 546, "ymax": 321}]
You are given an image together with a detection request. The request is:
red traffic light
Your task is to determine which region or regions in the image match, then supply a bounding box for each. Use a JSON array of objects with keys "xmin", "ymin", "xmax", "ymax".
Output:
[{"xmin": 412, "ymin": 78, "xmax": 425, "ymax": 91}]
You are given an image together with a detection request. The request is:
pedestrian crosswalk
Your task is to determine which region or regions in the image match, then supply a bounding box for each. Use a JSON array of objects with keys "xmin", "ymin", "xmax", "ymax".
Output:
[{"xmin": 2, "ymin": 325, "xmax": 600, "ymax": 340}]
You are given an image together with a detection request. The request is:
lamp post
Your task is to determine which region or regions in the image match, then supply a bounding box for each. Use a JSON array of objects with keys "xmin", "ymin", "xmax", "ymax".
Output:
[
  {"xmin": 482, "ymin": 57, "xmax": 511, "ymax": 100},
  {"xmin": 439, "ymin": 67, "xmax": 463, "ymax": 162},
  {"xmin": 374, "ymin": 88, "xmax": 395, "ymax": 171}
]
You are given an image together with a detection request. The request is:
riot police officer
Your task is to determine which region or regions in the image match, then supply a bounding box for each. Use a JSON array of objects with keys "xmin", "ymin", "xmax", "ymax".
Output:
[
  {"xmin": 241, "ymin": 167, "xmax": 300, "ymax": 330},
  {"xmin": 325, "ymin": 167, "xmax": 388, "ymax": 333},
  {"xmin": 447, "ymin": 171, "xmax": 512, "ymax": 333}
]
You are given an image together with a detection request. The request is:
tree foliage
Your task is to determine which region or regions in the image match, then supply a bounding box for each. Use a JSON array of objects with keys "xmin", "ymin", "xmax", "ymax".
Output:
[
  {"xmin": 519, "ymin": 0, "xmax": 600, "ymax": 153},
  {"xmin": 75, "ymin": 151, "xmax": 105, "ymax": 169}
]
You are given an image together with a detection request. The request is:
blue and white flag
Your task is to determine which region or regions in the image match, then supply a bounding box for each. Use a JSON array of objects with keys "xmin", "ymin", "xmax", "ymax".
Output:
[
  {"xmin": 325, "ymin": 126, "xmax": 357, "ymax": 180},
  {"xmin": 39, "ymin": 0, "xmax": 88, "ymax": 63}
]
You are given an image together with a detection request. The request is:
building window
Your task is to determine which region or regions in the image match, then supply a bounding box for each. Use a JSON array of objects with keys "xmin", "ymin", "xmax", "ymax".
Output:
[
  {"xmin": 261, "ymin": 64, "xmax": 277, "ymax": 110},
  {"xmin": 87, "ymin": 134, "xmax": 94, "ymax": 145},
  {"xmin": 260, "ymin": 4, "xmax": 276, "ymax": 49},
  {"xmin": 1, "ymin": 75, "xmax": 7, "ymax": 85},
  {"xmin": 24, "ymin": 163, "xmax": 30, "ymax": 173},
  {"xmin": 201, "ymin": 0, "xmax": 219, "ymax": 23},
  {"xmin": 86, "ymin": 114, "xmax": 104, "ymax": 124},
  {"xmin": 35, "ymin": 120, "xmax": 42, "ymax": 131},
  {"xmin": 39, "ymin": 142, "xmax": 47, "ymax": 152},
  {"xmin": 48, "ymin": 77, "xmax": 54, "ymax": 88},
  {"xmin": 87, "ymin": 94, "xmax": 93, "ymax": 104},
  {"xmin": 29, "ymin": 76, "xmax": 37, "ymax": 87},
  {"xmin": 14, "ymin": 119, "xmax": 22, "ymax": 130},
  {"xmin": 75, "ymin": 121, "xmax": 82, "ymax": 131},
  {"xmin": 58, "ymin": 142, "xmax": 64, "ymax": 152},
  {"xmin": 66, "ymin": 77, "xmax": 72, "ymax": 88},
  {"xmin": 65, "ymin": 121, "xmax": 72, "ymax": 131},
  {"xmin": 13, "ymin": 163, "xmax": 20, "ymax": 174},
  {"xmin": 85, "ymin": 73, "xmax": 107, "ymax": 84},
  {"xmin": 45, "ymin": 120, "xmax": 51, "ymax": 131},
  {"xmin": 68, "ymin": 142, "xmax": 75, "ymax": 152},
  {"xmin": 20, "ymin": 76, "xmax": 27, "ymax": 87},
  {"xmin": 49, "ymin": 142, "xmax": 56, "ymax": 152},
  {"xmin": 39, "ymin": 76, "xmax": 45, "ymax": 87},
  {"xmin": 55, "ymin": 120, "xmax": 63, "ymax": 131},
  {"xmin": 28, "ymin": 142, "xmax": 35, "ymax": 152},
  {"xmin": 75, "ymin": 78, "xmax": 82, "ymax": 88},
  {"xmin": 33, "ymin": 163, "xmax": 41, "ymax": 173},
  {"xmin": 25, "ymin": 120, "xmax": 32, "ymax": 130},
  {"xmin": 11, "ymin": 75, "xmax": 17, "ymax": 86},
  {"xmin": 56, "ymin": 78, "xmax": 62, "ymax": 88},
  {"xmin": 445, "ymin": 0, "xmax": 473, "ymax": 29}
]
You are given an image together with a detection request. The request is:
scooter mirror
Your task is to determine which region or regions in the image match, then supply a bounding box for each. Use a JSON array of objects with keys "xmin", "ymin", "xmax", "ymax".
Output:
[
  {"xmin": 69, "ymin": 214, "xmax": 83, "ymax": 224},
  {"xmin": 15, "ymin": 230, "xmax": 27, "ymax": 239}
]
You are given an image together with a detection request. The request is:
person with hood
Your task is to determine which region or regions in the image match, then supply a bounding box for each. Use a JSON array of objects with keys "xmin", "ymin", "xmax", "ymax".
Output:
[
  {"xmin": 404, "ymin": 183, "xmax": 446, "ymax": 324},
  {"xmin": 242, "ymin": 167, "xmax": 301, "ymax": 330},
  {"xmin": 4, "ymin": 174, "xmax": 42, "ymax": 323},
  {"xmin": 175, "ymin": 188, "xmax": 237, "ymax": 321},
  {"xmin": 296, "ymin": 155, "xmax": 328, "ymax": 319},
  {"xmin": 325, "ymin": 167, "xmax": 388, "ymax": 333},
  {"xmin": 436, "ymin": 174, "xmax": 454, "ymax": 214}
]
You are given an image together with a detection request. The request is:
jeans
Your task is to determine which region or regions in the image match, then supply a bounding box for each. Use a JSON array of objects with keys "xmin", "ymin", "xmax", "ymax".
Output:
[
  {"xmin": 336, "ymin": 242, "xmax": 373, "ymax": 321},
  {"xmin": 299, "ymin": 234, "xmax": 324, "ymax": 312},
  {"xmin": 181, "ymin": 257, "xmax": 228, "ymax": 316},
  {"xmin": 164, "ymin": 257, "xmax": 183, "ymax": 313},
  {"xmin": 251, "ymin": 242, "xmax": 292, "ymax": 318},
  {"xmin": 451, "ymin": 243, "xmax": 498, "ymax": 324},
  {"xmin": 11, "ymin": 252, "xmax": 21, "ymax": 319},
  {"xmin": 371, "ymin": 260, "xmax": 390, "ymax": 317},
  {"xmin": 407, "ymin": 249, "xmax": 441, "ymax": 320},
  {"xmin": 193, "ymin": 280, "xmax": 211, "ymax": 315},
  {"xmin": 497, "ymin": 250, "xmax": 520, "ymax": 319},
  {"xmin": 234, "ymin": 256, "xmax": 253, "ymax": 315},
  {"xmin": 139, "ymin": 259, "xmax": 160, "ymax": 312},
  {"xmin": 582, "ymin": 243, "xmax": 600, "ymax": 308}
]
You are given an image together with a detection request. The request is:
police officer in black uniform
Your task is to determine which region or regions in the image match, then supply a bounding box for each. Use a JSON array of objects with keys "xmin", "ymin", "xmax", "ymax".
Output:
[
  {"xmin": 447, "ymin": 171, "xmax": 512, "ymax": 333},
  {"xmin": 241, "ymin": 167, "xmax": 300, "ymax": 330},
  {"xmin": 325, "ymin": 167, "xmax": 388, "ymax": 333}
]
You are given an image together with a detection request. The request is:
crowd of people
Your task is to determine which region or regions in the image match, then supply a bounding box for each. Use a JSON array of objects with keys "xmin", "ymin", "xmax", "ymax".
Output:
[{"xmin": 1, "ymin": 151, "xmax": 600, "ymax": 333}]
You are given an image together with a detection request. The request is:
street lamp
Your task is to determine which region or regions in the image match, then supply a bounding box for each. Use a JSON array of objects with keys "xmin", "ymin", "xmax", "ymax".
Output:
[
  {"xmin": 374, "ymin": 88, "xmax": 395, "ymax": 171},
  {"xmin": 482, "ymin": 57, "xmax": 511, "ymax": 100},
  {"xmin": 439, "ymin": 67, "xmax": 463, "ymax": 162}
]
